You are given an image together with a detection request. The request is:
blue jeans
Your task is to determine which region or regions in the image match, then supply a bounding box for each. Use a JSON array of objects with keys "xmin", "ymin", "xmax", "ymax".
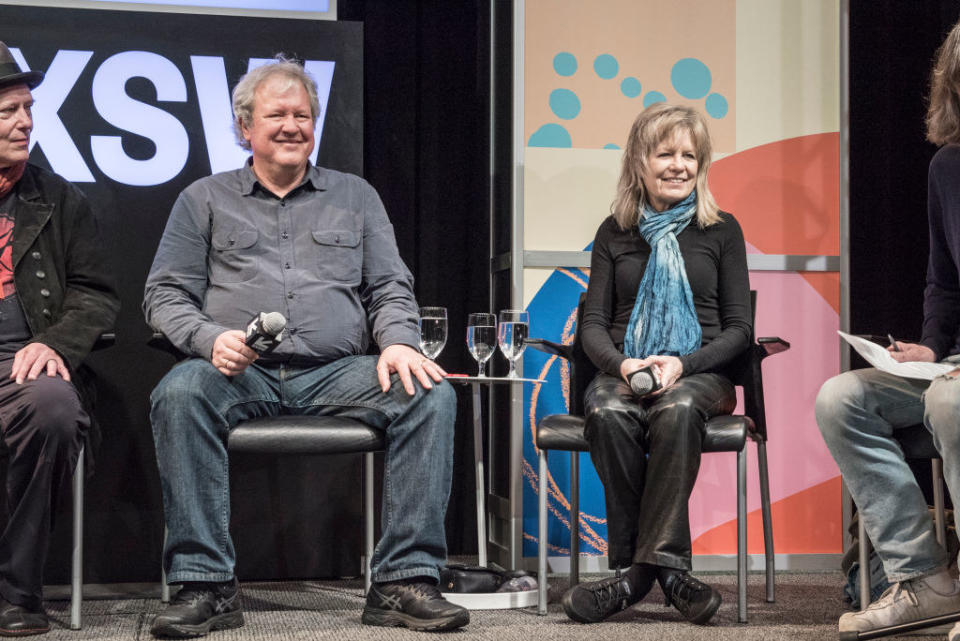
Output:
[
  {"xmin": 816, "ymin": 367, "xmax": 960, "ymax": 581},
  {"xmin": 150, "ymin": 355, "xmax": 456, "ymax": 584}
]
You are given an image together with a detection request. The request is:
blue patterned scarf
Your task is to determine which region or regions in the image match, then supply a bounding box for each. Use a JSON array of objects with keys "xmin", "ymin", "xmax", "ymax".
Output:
[{"xmin": 623, "ymin": 190, "xmax": 702, "ymax": 359}]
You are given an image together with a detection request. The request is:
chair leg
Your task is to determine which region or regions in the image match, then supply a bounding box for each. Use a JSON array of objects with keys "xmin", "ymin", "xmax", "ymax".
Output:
[
  {"xmin": 858, "ymin": 517, "xmax": 870, "ymax": 610},
  {"xmin": 932, "ymin": 459, "xmax": 946, "ymax": 546},
  {"xmin": 756, "ymin": 440, "xmax": 775, "ymax": 603},
  {"xmin": 161, "ymin": 527, "xmax": 170, "ymax": 604},
  {"xmin": 538, "ymin": 449, "xmax": 548, "ymax": 615},
  {"xmin": 364, "ymin": 452, "xmax": 375, "ymax": 594},
  {"xmin": 570, "ymin": 451, "xmax": 579, "ymax": 588},
  {"xmin": 737, "ymin": 447, "xmax": 747, "ymax": 624},
  {"xmin": 70, "ymin": 445, "xmax": 84, "ymax": 630}
]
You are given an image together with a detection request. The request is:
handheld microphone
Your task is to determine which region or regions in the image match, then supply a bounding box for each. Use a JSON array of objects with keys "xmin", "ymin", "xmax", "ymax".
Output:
[
  {"xmin": 245, "ymin": 311, "xmax": 287, "ymax": 354},
  {"xmin": 628, "ymin": 365, "xmax": 662, "ymax": 397}
]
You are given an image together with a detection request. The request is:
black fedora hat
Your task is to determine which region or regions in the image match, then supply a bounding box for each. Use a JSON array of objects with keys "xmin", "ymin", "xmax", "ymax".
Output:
[{"xmin": 0, "ymin": 41, "xmax": 43, "ymax": 90}]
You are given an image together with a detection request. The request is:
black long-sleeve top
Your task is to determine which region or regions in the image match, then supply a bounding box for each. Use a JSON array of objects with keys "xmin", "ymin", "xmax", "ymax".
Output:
[
  {"xmin": 922, "ymin": 144, "xmax": 960, "ymax": 360},
  {"xmin": 581, "ymin": 211, "xmax": 752, "ymax": 378}
]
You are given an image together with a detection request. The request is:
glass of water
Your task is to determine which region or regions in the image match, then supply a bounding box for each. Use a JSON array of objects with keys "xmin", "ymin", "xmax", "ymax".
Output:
[
  {"xmin": 418, "ymin": 307, "xmax": 447, "ymax": 360},
  {"xmin": 466, "ymin": 313, "xmax": 496, "ymax": 377},
  {"xmin": 498, "ymin": 309, "xmax": 529, "ymax": 378}
]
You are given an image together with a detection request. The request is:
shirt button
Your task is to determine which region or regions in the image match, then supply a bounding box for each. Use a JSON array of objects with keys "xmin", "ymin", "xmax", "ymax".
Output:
[
  {"xmin": 290, "ymin": 328, "xmax": 298, "ymax": 335},
  {"xmin": 35, "ymin": 270, "xmax": 45, "ymax": 279},
  {"xmin": 40, "ymin": 288, "xmax": 50, "ymax": 297},
  {"xmin": 287, "ymin": 292, "xmax": 294, "ymax": 299},
  {"xmin": 281, "ymin": 231, "xmax": 289, "ymax": 240},
  {"xmin": 285, "ymin": 262, "xmax": 291, "ymax": 269},
  {"xmin": 42, "ymin": 308, "xmax": 51, "ymax": 318},
  {"xmin": 31, "ymin": 251, "xmax": 41, "ymax": 260},
  {"xmin": 280, "ymin": 202, "xmax": 286, "ymax": 207}
]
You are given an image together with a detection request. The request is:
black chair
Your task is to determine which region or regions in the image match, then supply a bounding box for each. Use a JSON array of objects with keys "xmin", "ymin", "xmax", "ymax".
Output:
[
  {"xmin": 526, "ymin": 292, "xmax": 788, "ymax": 622},
  {"xmin": 148, "ymin": 334, "xmax": 387, "ymax": 600},
  {"xmin": 159, "ymin": 416, "xmax": 384, "ymax": 602},
  {"xmin": 148, "ymin": 334, "xmax": 483, "ymax": 601}
]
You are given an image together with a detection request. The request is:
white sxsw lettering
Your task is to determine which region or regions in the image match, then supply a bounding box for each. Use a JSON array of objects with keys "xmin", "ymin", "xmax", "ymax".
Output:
[
  {"xmin": 11, "ymin": 48, "xmax": 96, "ymax": 182},
  {"xmin": 90, "ymin": 51, "xmax": 189, "ymax": 186}
]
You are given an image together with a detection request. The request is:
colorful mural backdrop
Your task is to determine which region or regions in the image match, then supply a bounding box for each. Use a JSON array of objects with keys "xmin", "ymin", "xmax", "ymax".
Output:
[{"xmin": 521, "ymin": 0, "xmax": 842, "ymax": 560}]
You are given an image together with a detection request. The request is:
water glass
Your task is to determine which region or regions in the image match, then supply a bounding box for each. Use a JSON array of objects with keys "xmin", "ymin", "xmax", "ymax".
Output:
[
  {"xmin": 466, "ymin": 313, "xmax": 496, "ymax": 377},
  {"xmin": 498, "ymin": 309, "xmax": 529, "ymax": 378},
  {"xmin": 418, "ymin": 307, "xmax": 447, "ymax": 360}
]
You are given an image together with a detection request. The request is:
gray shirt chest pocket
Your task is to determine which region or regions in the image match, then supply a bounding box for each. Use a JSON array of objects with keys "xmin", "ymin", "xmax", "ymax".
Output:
[
  {"xmin": 211, "ymin": 229, "xmax": 259, "ymax": 283},
  {"xmin": 312, "ymin": 230, "xmax": 361, "ymax": 283}
]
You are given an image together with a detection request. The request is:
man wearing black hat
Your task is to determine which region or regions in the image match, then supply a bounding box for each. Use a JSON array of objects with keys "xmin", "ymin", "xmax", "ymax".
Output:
[{"xmin": 0, "ymin": 42, "xmax": 118, "ymax": 636}]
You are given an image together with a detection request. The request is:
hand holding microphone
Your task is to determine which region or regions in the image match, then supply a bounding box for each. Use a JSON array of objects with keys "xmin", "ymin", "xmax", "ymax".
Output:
[
  {"xmin": 627, "ymin": 364, "xmax": 662, "ymax": 396},
  {"xmin": 212, "ymin": 311, "xmax": 287, "ymax": 377},
  {"xmin": 620, "ymin": 355, "xmax": 683, "ymax": 397}
]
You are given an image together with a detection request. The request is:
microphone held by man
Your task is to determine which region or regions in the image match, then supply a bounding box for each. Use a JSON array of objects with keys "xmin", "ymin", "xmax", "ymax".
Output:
[{"xmin": 245, "ymin": 311, "xmax": 287, "ymax": 354}]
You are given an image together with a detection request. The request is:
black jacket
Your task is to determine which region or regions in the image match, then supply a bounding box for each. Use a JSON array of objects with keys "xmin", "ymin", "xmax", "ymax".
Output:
[
  {"xmin": 13, "ymin": 164, "xmax": 119, "ymax": 368},
  {"xmin": 12, "ymin": 164, "xmax": 120, "ymax": 469}
]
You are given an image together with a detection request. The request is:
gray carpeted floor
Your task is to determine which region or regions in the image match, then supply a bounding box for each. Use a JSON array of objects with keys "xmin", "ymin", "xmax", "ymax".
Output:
[{"xmin": 38, "ymin": 571, "xmax": 949, "ymax": 640}]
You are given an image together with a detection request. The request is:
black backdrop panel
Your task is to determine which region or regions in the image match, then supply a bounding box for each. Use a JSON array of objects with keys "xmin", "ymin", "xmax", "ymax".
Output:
[{"xmin": 0, "ymin": 6, "xmax": 364, "ymax": 582}]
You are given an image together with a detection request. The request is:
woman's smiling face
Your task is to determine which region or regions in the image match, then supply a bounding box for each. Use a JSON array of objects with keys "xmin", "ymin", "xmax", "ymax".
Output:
[{"xmin": 640, "ymin": 128, "xmax": 698, "ymax": 212}]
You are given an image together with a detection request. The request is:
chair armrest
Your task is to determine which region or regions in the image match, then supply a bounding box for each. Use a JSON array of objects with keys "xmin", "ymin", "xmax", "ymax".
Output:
[
  {"xmin": 758, "ymin": 336, "xmax": 790, "ymax": 358},
  {"xmin": 525, "ymin": 337, "xmax": 574, "ymax": 362},
  {"xmin": 148, "ymin": 332, "xmax": 188, "ymax": 361},
  {"xmin": 92, "ymin": 332, "xmax": 116, "ymax": 351}
]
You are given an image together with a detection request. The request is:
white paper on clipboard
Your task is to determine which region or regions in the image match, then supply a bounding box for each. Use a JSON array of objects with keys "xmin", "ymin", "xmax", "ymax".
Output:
[{"xmin": 838, "ymin": 331, "xmax": 957, "ymax": 380}]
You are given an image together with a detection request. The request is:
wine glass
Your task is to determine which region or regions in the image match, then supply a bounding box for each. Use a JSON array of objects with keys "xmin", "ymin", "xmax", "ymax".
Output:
[
  {"xmin": 466, "ymin": 313, "xmax": 496, "ymax": 377},
  {"xmin": 418, "ymin": 307, "xmax": 447, "ymax": 360},
  {"xmin": 498, "ymin": 309, "xmax": 529, "ymax": 378}
]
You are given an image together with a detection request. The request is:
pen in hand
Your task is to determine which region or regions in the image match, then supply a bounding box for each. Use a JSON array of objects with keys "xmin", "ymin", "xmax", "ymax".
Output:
[{"xmin": 887, "ymin": 334, "xmax": 902, "ymax": 352}]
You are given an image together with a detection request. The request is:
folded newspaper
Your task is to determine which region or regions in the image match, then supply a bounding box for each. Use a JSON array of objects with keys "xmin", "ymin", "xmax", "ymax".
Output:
[{"xmin": 838, "ymin": 331, "xmax": 957, "ymax": 380}]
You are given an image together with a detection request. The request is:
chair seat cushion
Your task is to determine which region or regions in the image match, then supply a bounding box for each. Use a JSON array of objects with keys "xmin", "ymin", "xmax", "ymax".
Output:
[
  {"xmin": 228, "ymin": 416, "xmax": 385, "ymax": 455},
  {"xmin": 536, "ymin": 413, "xmax": 752, "ymax": 453}
]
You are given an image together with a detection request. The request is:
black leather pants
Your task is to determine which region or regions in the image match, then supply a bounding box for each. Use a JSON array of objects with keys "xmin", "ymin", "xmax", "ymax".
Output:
[{"xmin": 583, "ymin": 372, "xmax": 735, "ymax": 571}]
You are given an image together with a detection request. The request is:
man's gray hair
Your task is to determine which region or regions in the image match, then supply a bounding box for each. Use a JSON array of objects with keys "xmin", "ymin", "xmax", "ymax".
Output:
[{"xmin": 231, "ymin": 54, "xmax": 320, "ymax": 150}]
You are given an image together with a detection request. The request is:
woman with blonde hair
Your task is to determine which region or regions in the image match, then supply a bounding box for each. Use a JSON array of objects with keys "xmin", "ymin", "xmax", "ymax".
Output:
[{"xmin": 562, "ymin": 103, "xmax": 751, "ymax": 626}]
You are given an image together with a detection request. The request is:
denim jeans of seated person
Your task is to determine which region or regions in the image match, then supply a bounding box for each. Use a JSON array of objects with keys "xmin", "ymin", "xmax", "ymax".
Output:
[
  {"xmin": 816, "ymin": 367, "xmax": 960, "ymax": 583},
  {"xmin": 149, "ymin": 354, "xmax": 456, "ymax": 585}
]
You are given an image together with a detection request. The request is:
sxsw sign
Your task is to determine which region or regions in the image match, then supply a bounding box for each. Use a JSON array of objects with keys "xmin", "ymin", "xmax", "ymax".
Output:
[{"xmin": 10, "ymin": 48, "xmax": 335, "ymax": 187}]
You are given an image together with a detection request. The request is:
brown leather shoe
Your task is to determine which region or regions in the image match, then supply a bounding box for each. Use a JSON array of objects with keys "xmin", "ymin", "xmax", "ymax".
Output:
[{"xmin": 0, "ymin": 597, "xmax": 49, "ymax": 637}]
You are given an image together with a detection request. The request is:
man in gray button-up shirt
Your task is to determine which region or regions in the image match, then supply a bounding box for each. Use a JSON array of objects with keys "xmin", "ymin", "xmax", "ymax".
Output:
[{"xmin": 144, "ymin": 56, "xmax": 466, "ymax": 637}]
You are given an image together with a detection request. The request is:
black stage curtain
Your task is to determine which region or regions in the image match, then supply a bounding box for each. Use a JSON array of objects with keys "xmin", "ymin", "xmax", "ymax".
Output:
[
  {"xmin": 849, "ymin": 0, "xmax": 960, "ymax": 506},
  {"xmin": 849, "ymin": 1, "xmax": 960, "ymax": 340},
  {"xmin": 337, "ymin": 1, "xmax": 495, "ymax": 557}
]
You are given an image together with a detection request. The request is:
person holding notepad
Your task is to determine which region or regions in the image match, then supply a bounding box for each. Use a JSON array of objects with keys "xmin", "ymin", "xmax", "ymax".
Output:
[{"xmin": 816, "ymin": 19, "xmax": 960, "ymax": 639}]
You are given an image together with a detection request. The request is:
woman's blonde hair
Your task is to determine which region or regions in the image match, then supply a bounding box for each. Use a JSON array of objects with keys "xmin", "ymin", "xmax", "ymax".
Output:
[
  {"xmin": 927, "ymin": 20, "xmax": 960, "ymax": 145},
  {"xmin": 611, "ymin": 103, "xmax": 721, "ymax": 229}
]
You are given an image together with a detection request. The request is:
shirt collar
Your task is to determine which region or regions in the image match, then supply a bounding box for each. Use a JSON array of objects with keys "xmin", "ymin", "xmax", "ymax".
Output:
[{"xmin": 240, "ymin": 159, "xmax": 328, "ymax": 196}]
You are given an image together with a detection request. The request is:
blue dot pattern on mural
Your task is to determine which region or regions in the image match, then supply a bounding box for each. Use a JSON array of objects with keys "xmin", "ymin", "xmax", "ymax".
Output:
[
  {"xmin": 593, "ymin": 53, "xmax": 619, "ymax": 79},
  {"xmin": 671, "ymin": 57, "xmax": 712, "ymax": 99},
  {"xmin": 527, "ymin": 52, "xmax": 729, "ymax": 148},
  {"xmin": 528, "ymin": 123, "xmax": 572, "ymax": 148},
  {"xmin": 643, "ymin": 90, "xmax": 667, "ymax": 108},
  {"xmin": 549, "ymin": 88, "xmax": 581, "ymax": 120},
  {"xmin": 553, "ymin": 51, "xmax": 577, "ymax": 76},
  {"xmin": 705, "ymin": 93, "xmax": 729, "ymax": 119},
  {"xmin": 620, "ymin": 76, "xmax": 642, "ymax": 98}
]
